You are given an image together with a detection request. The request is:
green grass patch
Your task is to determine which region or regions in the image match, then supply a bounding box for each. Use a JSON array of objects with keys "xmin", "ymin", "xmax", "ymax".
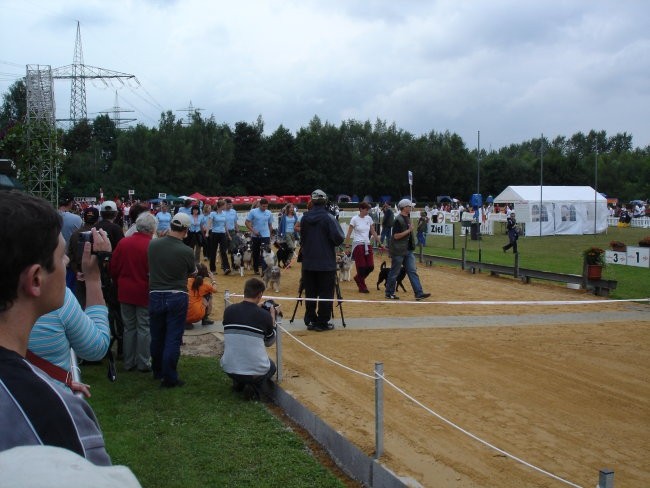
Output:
[
  {"xmin": 83, "ymin": 358, "xmax": 345, "ymax": 488},
  {"xmin": 421, "ymin": 225, "xmax": 650, "ymax": 299}
]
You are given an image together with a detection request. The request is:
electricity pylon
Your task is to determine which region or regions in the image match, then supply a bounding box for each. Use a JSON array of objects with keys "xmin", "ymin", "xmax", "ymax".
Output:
[{"xmin": 52, "ymin": 21, "xmax": 139, "ymax": 126}]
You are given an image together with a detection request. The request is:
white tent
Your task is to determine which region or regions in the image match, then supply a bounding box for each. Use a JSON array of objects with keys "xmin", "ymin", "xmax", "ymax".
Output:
[{"xmin": 493, "ymin": 185, "xmax": 608, "ymax": 236}]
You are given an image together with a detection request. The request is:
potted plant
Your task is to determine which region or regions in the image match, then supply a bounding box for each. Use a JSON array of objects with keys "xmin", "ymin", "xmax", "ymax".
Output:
[
  {"xmin": 609, "ymin": 240, "xmax": 626, "ymax": 252},
  {"xmin": 583, "ymin": 246, "xmax": 605, "ymax": 280}
]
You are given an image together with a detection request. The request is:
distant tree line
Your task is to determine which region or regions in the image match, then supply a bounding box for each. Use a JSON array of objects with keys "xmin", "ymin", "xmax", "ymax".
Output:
[{"xmin": 1, "ymin": 80, "xmax": 648, "ymax": 203}]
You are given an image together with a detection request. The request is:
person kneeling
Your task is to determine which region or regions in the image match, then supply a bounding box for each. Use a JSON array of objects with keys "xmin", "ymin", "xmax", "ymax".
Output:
[
  {"xmin": 186, "ymin": 264, "xmax": 217, "ymax": 329},
  {"xmin": 220, "ymin": 278, "xmax": 277, "ymax": 400}
]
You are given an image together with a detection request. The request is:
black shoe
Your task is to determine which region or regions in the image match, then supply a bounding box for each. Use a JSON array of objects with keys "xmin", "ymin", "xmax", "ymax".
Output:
[
  {"xmin": 415, "ymin": 293, "xmax": 431, "ymax": 301},
  {"xmin": 185, "ymin": 323, "xmax": 194, "ymax": 330},
  {"xmin": 310, "ymin": 323, "xmax": 334, "ymax": 332},
  {"xmin": 224, "ymin": 268, "xmax": 231, "ymax": 275},
  {"xmin": 360, "ymin": 289, "xmax": 370, "ymax": 294},
  {"xmin": 160, "ymin": 379, "xmax": 185, "ymax": 388},
  {"xmin": 385, "ymin": 294, "xmax": 400, "ymax": 300},
  {"xmin": 201, "ymin": 318, "xmax": 215, "ymax": 326}
]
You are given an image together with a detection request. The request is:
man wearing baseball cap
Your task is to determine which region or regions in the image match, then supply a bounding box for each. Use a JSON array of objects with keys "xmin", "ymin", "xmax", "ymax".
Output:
[
  {"xmin": 385, "ymin": 199, "xmax": 430, "ymax": 301},
  {"xmin": 298, "ymin": 189, "xmax": 345, "ymax": 331},
  {"xmin": 148, "ymin": 212, "xmax": 196, "ymax": 387}
]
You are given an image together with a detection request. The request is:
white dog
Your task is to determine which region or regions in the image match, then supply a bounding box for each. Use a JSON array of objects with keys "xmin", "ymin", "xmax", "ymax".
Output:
[{"xmin": 262, "ymin": 246, "xmax": 277, "ymax": 269}]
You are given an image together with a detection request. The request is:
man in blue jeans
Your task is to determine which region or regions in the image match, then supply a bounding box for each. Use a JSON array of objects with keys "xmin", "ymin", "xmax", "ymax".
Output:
[
  {"xmin": 148, "ymin": 212, "xmax": 196, "ymax": 388},
  {"xmin": 385, "ymin": 199, "xmax": 431, "ymax": 301}
]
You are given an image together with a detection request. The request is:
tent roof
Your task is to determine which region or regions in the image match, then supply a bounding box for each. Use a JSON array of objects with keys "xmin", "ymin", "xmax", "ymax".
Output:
[{"xmin": 494, "ymin": 186, "xmax": 606, "ymax": 203}]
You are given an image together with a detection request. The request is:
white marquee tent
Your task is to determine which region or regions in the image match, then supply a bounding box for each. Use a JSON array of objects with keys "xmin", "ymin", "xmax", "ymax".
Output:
[{"xmin": 493, "ymin": 185, "xmax": 608, "ymax": 236}]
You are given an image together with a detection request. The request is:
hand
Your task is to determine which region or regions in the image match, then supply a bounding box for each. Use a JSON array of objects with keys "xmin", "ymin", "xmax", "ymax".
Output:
[
  {"xmin": 70, "ymin": 381, "xmax": 91, "ymax": 398},
  {"xmin": 80, "ymin": 228, "xmax": 111, "ymax": 282}
]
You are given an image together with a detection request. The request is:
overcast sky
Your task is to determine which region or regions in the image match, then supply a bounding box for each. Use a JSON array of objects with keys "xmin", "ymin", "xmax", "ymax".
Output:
[{"xmin": 1, "ymin": 0, "xmax": 648, "ymax": 150}]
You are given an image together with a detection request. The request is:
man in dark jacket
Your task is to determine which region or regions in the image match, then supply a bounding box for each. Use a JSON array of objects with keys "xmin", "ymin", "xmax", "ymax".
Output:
[{"xmin": 299, "ymin": 189, "xmax": 345, "ymax": 331}]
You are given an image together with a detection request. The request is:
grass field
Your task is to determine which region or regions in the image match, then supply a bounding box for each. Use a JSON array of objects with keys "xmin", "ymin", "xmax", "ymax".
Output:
[
  {"xmin": 419, "ymin": 224, "xmax": 650, "ymax": 299},
  {"xmin": 83, "ymin": 358, "xmax": 346, "ymax": 488}
]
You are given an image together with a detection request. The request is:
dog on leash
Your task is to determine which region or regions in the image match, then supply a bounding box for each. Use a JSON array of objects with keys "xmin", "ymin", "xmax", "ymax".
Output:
[
  {"xmin": 262, "ymin": 245, "xmax": 277, "ymax": 269},
  {"xmin": 242, "ymin": 244, "xmax": 253, "ymax": 271},
  {"xmin": 337, "ymin": 252, "xmax": 352, "ymax": 281},
  {"xmin": 263, "ymin": 265, "xmax": 281, "ymax": 292},
  {"xmin": 233, "ymin": 250, "xmax": 244, "ymax": 276},
  {"xmin": 274, "ymin": 241, "xmax": 293, "ymax": 268},
  {"xmin": 376, "ymin": 261, "xmax": 407, "ymax": 292}
]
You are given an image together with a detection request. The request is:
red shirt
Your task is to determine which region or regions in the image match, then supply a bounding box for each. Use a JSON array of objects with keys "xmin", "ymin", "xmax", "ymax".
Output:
[{"xmin": 109, "ymin": 232, "xmax": 152, "ymax": 307}]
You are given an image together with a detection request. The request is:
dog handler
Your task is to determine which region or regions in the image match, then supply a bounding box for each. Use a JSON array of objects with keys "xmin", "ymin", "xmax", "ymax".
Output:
[
  {"xmin": 385, "ymin": 199, "xmax": 431, "ymax": 301},
  {"xmin": 345, "ymin": 201, "xmax": 380, "ymax": 294}
]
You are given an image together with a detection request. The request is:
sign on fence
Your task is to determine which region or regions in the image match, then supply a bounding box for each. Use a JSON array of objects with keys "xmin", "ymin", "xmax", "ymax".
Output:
[{"xmin": 430, "ymin": 223, "xmax": 454, "ymax": 236}]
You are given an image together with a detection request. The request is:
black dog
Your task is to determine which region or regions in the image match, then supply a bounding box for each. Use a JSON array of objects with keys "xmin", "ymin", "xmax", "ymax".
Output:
[
  {"xmin": 376, "ymin": 261, "xmax": 407, "ymax": 292},
  {"xmin": 274, "ymin": 241, "xmax": 293, "ymax": 268}
]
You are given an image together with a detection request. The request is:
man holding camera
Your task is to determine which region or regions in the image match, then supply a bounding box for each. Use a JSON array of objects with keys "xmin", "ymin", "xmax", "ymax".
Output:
[
  {"xmin": 299, "ymin": 189, "xmax": 345, "ymax": 331},
  {"xmin": 221, "ymin": 278, "xmax": 277, "ymax": 400}
]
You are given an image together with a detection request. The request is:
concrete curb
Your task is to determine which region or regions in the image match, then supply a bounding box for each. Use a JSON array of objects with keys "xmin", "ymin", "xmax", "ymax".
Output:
[{"xmin": 268, "ymin": 384, "xmax": 419, "ymax": 488}]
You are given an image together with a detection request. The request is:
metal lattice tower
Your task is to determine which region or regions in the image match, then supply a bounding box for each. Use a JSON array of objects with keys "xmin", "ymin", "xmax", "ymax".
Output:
[
  {"xmin": 53, "ymin": 21, "xmax": 139, "ymax": 127},
  {"xmin": 97, "ymin": 91, "xmax": 136, "ymax": 129},
  {"xmin": 25, "ymin": 64, "xmax": 58, "ymax": 204}
]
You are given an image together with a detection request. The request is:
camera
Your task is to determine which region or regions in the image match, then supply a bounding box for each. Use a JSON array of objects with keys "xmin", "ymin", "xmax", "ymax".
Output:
[
  {"xmin": 77, "ymin": 230, "xmax": 94, "ymax": 256},
  {"xmin": 261, "ymin": 299, "xmax": 283, "ymax": 320}
]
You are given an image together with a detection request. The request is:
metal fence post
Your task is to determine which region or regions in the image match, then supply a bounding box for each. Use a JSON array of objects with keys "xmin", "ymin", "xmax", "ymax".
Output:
[
  {"xmin": 598, "ymin": 469, "xmax": 614, "ymax": 488},
  {"xmin": 275, "ymin": 316, "xmax": 283, "ymax": 383},
  {"xmin": 374, "ymin": 362, "xmax": 384, "ymax": 459}
]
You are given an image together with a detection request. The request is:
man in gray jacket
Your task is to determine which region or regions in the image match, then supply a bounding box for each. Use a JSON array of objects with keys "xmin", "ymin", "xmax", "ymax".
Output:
[{"xmin": 299, "ymin": 189, "xmax": 345, "ymax": 331}]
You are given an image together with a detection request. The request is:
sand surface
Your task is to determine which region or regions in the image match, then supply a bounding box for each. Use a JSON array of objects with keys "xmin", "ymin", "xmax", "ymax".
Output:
[{"xmin": 183, "ymin": 253, "xmax": 650, "ymax": 488}]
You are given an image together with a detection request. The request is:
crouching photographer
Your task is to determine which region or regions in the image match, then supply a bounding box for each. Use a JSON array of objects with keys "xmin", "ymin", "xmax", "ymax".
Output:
[{"xmin": 221, "ymin": 278, "xmax": 277, "ymax": 400}]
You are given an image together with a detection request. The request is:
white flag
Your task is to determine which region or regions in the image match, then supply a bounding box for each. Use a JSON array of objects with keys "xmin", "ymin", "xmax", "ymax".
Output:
[{"xmin": 408, "ymin": 170, "xmax": 413, "ymax": 185}]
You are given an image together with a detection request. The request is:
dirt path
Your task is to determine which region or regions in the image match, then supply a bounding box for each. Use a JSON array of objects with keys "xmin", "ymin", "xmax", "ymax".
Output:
[{"xmin": 183, "ymin": 256, "xmax": 650, "ymax": 487}]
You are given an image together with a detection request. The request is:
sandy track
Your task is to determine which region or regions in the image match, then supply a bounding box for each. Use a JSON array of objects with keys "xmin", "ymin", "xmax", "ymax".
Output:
[{"xmin": 190, "ymin": 255, "xmax": 650, "ymax": 487}]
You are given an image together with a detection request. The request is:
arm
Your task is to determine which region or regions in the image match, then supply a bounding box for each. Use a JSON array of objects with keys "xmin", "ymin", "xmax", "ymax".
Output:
[
  {"xmin": 61, "ymin": 289, "xmax": 110, "ymax": 362},
  {"xmin": 392, "ymin": 218, "xmax": 411, "ymax": 240}
]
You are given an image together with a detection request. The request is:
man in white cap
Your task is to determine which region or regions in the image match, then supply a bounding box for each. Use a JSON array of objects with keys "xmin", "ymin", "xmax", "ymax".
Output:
[
  {"xmin": 148, "ymin": 212, "xmax": 196, "ymax": 387},
  {"xmin": 385, "ymin": 199, "xmax": 430, "ymax": 301}
]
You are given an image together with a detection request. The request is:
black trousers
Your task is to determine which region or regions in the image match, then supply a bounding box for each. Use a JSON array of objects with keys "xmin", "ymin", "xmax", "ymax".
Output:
[
  {"xmin": 301, "ymin": 269, "xmax": 336, "ymax": 326},
  {"xmin": 208, "ymin": 232, "xmax": 229, "ymax": 272},
  {"xmin": 251, "ymin": 236, "xmax": 270, "ymax": 273}
]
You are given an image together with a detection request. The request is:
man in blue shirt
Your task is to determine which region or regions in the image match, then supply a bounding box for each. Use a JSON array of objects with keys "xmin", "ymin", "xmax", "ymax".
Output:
[{"xmin": 245, "ymin": 198, "xmax": 274, "ymax": 275}]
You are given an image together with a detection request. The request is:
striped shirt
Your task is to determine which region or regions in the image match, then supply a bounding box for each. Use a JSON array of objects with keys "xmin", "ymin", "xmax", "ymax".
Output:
[{"xmin": 29, "ymin": 287, "xmax": 110, "ymax": 373}]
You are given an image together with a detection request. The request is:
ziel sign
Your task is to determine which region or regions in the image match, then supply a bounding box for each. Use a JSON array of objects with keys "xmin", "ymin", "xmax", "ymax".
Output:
[{"xmin": 430, "ymin": 223, "xmax": 454, "ymax": 236}]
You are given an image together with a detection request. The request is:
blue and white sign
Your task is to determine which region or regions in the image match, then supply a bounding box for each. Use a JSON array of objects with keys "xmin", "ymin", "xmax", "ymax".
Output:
[{"xmin": 430, "ymin": 223, "xmax": 453, "ymax": 236}]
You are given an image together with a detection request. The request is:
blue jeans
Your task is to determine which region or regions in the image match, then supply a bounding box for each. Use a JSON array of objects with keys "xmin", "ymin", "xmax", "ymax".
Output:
[
  {"xmin": 380, "ymin": 226, "xmax": 392, "ymax": 245},
  {"xmin": 385, "ymin": 251, "xmax": 424, "ymax": 297},
  {"xmin": 149, "ymin": 291, "xmax": 188, "ymax": 384}
]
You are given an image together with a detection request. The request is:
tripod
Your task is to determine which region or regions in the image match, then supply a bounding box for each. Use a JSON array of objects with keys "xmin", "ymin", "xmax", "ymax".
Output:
[{"xmin": 289, "ymin": 274, "xmax": 346, "ymax": 328}]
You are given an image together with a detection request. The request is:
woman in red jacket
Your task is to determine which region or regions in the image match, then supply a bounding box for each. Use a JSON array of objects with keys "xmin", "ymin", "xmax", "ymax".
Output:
[{"xmin": 109, "ymin": 212, "xmax": 156, "ymax": 372}]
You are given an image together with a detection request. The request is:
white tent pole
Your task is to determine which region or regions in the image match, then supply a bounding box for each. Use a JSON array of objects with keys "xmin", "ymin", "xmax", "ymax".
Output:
[
  {"xmin": 594, "ymin": 146, "xmax": 598, "ymax": 234},
  {"xmin": 539, "ymin": 132, "xmax": 544, "ymax": 237}
]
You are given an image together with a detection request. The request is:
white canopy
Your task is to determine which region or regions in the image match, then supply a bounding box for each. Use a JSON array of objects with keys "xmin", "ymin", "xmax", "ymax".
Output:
[{"xmin": 494, "ymin": 185, "xmax": 608, "ymax": 236}]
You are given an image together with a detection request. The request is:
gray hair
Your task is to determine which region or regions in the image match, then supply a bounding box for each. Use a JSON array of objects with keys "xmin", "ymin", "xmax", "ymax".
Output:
[{"xmin": 135, "ymin": 212, "xmax": 157, "ymax": 235}]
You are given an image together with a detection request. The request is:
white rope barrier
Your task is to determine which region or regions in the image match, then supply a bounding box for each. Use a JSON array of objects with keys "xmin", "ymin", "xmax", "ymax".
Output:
[
  {"xmin": 229, "ymin": 293, "xmax": 649, "ymax": 306},
  {"xmin": 277, "ymin": 323, "xmax": 587, "ymax": 488}
]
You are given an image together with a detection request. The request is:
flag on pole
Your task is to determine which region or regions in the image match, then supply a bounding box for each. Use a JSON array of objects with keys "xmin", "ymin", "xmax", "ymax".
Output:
[{"xmin": 408, "ymin": 170, "xmax": 413, "ymax": 185}]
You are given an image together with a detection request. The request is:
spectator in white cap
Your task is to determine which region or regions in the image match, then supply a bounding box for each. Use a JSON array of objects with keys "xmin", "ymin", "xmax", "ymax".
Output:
[
  {"xmin": 148, "ymin": 211, "xmax": 196, "ymax": 387},
  {"xmin": 385, "ymin": 199, "xmax": 430, "ymax": 301}
]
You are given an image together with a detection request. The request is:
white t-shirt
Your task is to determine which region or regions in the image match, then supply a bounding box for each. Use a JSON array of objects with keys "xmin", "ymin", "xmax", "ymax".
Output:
[{"xmin": 349, "ymin": 215, "xmax": 374, "ymax": 243}]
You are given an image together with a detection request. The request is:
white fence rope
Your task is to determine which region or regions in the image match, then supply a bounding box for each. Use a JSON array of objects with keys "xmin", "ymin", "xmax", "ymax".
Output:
[
  {"xmin": 228, "ymin": 293, "xmax": 650, "ymax": 306},
  {"xmin": 276, "ymin": 320, "xmax": 592, "ymax": 488}
]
